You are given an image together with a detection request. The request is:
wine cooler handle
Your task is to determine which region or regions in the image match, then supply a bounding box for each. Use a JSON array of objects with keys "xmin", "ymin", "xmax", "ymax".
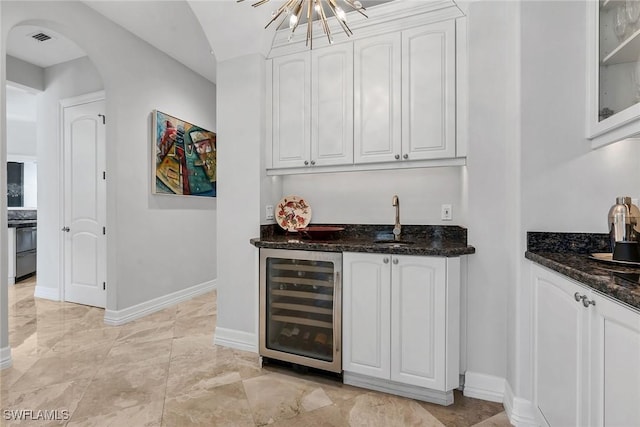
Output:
[{"xmin": 334, "ymin": 271, "xmax": 340, "ymax": 353}]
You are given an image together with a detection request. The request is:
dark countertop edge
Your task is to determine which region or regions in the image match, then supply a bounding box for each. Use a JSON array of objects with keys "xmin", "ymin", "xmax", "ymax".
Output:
[
  {"xmin": 526, "ymin": 251, "xmax": 640, "ymax": 313},
  {"xmin": 250, "ymin": 238, "xmax": 475, "ymax": 257},
  {"xmin": 8, "ymin": 221, "xmax": 37, "ymax": 228}
]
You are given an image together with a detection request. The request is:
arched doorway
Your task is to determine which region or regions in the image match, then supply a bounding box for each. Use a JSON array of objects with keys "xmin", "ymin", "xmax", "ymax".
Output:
[{"xmin": 2, "ymin": 21, "xmax": 107, "ymax": 368}]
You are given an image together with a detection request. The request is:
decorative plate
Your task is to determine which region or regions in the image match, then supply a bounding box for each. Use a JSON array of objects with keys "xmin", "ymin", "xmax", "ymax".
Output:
[
  {"xmin": 276, "ymin": 195, "xmax": 312, "ymax": 232},
  {"xmin": 589, "ymin": 253, "xmax": 640, "ymax": 267}
]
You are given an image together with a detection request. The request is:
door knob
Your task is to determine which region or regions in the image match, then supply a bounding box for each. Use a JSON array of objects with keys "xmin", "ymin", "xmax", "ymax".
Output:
[{"xmin": 61, "ymin": 226, "xmax": 70, "ymax": 232}]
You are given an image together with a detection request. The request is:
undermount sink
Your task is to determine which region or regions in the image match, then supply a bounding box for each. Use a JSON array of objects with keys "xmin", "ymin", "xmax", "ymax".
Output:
[{"xmin": 373, "ymin": 239, "xmax": 415, "ymax": 246}]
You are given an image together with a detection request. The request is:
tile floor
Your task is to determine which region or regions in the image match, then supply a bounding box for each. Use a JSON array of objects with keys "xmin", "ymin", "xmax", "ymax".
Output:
[{"xmin": 1, "ymin": 276, "xmax": 512, "ymax": 426}]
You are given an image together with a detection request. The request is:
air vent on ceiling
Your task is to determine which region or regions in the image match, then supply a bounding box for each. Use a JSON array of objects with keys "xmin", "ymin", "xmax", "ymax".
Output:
[{"xmin": 30, "ymin": 32, "xmax": 52, "ymax": 42}]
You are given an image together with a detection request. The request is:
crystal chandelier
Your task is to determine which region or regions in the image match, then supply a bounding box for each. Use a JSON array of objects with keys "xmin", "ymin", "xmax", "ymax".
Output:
[{"xmin": 238, "ymin": 0, "xmax": 368, "ymax": 48}]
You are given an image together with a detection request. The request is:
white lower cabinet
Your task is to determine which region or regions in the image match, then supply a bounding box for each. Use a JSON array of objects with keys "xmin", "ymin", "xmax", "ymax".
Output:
[
  {"xmin": 342, "ymin": 252, "xmax": 460, "ymax": 405},
  {"xmin": 531, "ymin": 264, "xmax": 640, "ymax": 427}
]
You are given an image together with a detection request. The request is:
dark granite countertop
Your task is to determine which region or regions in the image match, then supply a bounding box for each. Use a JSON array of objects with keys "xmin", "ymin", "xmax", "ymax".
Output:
[
  {"xmin": 251, "ymin": 224, "xmax": 475, "ymax": 257},
  {"xmin": 526, "ymin": 232, "xmax": 640, "ymax": 312}
]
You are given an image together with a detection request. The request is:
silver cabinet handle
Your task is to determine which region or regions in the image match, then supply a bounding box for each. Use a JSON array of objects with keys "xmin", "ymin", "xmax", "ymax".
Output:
[
  {"xmin": 403, "ymin": 154, "xmax": 408, "ymax": 159},
  {"xmin": 304, "ymin": 160, "xmax": 309, "ymax": 166},
  {"xmin": 383, "ymin": 257, "xmax": 389, "ymax": 264},
  {"xmin": 61, "ymin": 226, "xmax": 70, "ymax": 232},
  {"xmin": 574, "ymin": 292, "xmax": 583, "ymax": 302},
  {"xmin": 310, "ymin": 160, "xmax": 316, "ymax": 165},
  {"xmin": 393, "ymin": 258, "xmax": 399, "ymax": 265},
  {"xmin": 395, "ymin": 154, "xmax": 400, "ymax": 160},
  {"xmin": 582, "ymin": 298, "xmax": 596, "ymax": 308}
]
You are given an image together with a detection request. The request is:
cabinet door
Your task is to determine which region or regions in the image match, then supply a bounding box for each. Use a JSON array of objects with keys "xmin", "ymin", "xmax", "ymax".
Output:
[
  {"xmin": 353, "ymin": 33, "xmax": 402, "ymax": 164},
  {"xmin": 590, "ymin": 294, "xmax": 640, "ymax": 427},
  {"xmin": 272, "ymin": 52, "xmax": 311, "ymax": 168},
  {"xmin": 532, "ymin": 265, "xmax": 590, "ymax": 427},
  {"xmin": 391, "ymin": 255, "xmax": 446, "ymax": 389},
  {"xmin": 402, "ymin": 21, "xmax": 456, "ymax": 160},
  {"xmin": 342, "ymin": 252, "xmax": 391, "ymax": 379},
  {"xmin": 312, "ymin": 44, "xmax": 353, "ymax": 166}
]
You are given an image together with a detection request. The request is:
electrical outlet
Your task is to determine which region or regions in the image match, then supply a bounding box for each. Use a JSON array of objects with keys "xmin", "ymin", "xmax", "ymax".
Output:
[
  {"xmin": 265, "ymin": 205, "xmax": 274, "ymax": 221},
  {"xmin": 441, "ymin": 204, "xmax": 452, "ymax": 221}
]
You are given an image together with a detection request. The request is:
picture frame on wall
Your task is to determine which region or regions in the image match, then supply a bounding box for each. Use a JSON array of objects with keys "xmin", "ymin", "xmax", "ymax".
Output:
[{"xmin": 152, "ymin": 110, "xmax": 217, "ymax": 197}]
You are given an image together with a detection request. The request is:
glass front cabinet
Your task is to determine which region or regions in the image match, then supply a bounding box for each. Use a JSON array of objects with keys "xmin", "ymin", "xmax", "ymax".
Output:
[{"xmin": 589, "ymin": 0, "xmax": 640, "ymax": 147}]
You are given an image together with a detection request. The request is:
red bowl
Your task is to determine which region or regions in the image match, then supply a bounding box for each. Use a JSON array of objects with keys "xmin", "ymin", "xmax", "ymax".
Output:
[{"xmin": 297, "ymin": 226, "xmax": 345, "ymax": 240}]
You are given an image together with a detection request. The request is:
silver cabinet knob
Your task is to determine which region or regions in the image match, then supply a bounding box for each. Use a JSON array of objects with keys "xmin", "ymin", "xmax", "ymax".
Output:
[
  {"xmin": 403, "ymin": 154, "xmax": 408, "ymax": 159},
  {"xmin": 61, "ymin": 226, "xmax": 70, "ymax": 232},
  {"xmin": 310, "ymin": 160, "xmax": 316, "ymax": 165},
  {"xmin": 582, "ymin": 298, "xmax": 596, "ymax": 308},
  {"xmin": 393, "ymin": 258, "xmax": 399, "ymax": 265},
  {"xmin": 383, "ymin": 257, "xmax": 389, "ymax": 264},
  {"xmin": 304, "ymin": 160, "xmax": 309, "ymax": 166},
  {"xmin": 395, "ymin": 154, "xmax": 400, "ymax": 160},
  {"xmin": 574, "ymin": 292, "xmax": 583, "ymax": 302}
]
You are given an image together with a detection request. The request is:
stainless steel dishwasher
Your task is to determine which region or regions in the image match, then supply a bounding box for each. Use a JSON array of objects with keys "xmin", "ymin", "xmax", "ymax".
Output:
[{"xmin": 15, "ymin": 226, "xmax": 36, "ymax": 280}]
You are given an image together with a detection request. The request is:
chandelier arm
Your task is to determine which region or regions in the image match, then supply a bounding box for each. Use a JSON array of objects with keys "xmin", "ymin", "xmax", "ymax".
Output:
[
  {"xmin": 326, "ymin": 0, "xmax": 353, "ymax": 36},
  {"xmin": 343, "ymin": 0, "xmax": 368, "ymax": 18},
  {"xmin": 264, "ymin": 0, "xmax": 297, "ymax": 28},
  {"xmin": 316, "ymin": 0, "xmax": 333, "ymax": 43}
]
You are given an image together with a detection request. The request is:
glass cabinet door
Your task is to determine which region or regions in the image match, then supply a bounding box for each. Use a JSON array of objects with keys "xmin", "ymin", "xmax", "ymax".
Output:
[
  {"xmin": 265, "ymin": 257, "xmax": 336, "ymax": 361},
  {"xmin": 589, "ymin": 0, "xmax": 640, "ymax": 146},
  {"xmin": 599, "ymin": 0, "xmax": 640, "ymax": 121}
]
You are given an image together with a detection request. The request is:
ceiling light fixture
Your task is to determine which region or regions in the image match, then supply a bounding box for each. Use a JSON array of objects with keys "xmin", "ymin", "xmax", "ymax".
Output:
[{"xmin": 238, "ymin": 0, "xmax": 368, "ymax": 48}]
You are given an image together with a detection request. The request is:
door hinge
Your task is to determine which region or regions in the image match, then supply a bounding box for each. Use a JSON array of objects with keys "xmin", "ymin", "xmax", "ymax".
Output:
[
  {"xmin": 103, "ymin": 282, "xmax": 106, "ymax": 290},
  {"xmin": 103, "ymin": 226, "xmax": 106, "ymax": 235},
  {"xmin": 103, "ymin": 171, "xmax": 106, "ymax": 180}
]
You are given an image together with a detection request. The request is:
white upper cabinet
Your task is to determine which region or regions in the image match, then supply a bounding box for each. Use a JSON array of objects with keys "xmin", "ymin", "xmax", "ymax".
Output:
[
  {"xmin": 270, "ymin": 45, "xmax": 353, "ymax": 169},
  {"xmin": 402, "ymin": 21, "xmax": 456, "ymax": 160},
  {"xmin": 312, "ymin": 44, "xmax": 354, "ymax": 166},
  {"xmin": 266, "ymin": 1, "xmax": 466, "ymax": 174},
  {"xmin": 588, "ymin": 0, "xmax": 640, "ymax": 148},
  {"xmin": 353, "ymin": 33, "xmax": 402, "ymax": 164},
  {"xmin": 271, "ymin": 52, "xmax": 311, "ymax": 169}
]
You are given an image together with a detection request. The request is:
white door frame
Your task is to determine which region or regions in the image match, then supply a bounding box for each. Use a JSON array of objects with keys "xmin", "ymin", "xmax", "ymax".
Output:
[{"xmin": 58, "ymin": 90, "xmax": 107, "ymax": 304}]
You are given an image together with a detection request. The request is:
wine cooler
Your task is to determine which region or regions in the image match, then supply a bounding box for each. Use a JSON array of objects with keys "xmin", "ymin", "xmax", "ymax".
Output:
[{"xmin": 259, "ymin": 249, "xmax": 342, "ymax": 373}]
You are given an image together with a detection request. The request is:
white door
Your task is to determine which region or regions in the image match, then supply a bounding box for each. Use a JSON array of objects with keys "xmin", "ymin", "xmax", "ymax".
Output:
[
  {"xmin": 311, "ymin": 43, "xmax": 354, "ymax": 166},
  {"xmin": 532, "ymin": 265, "xmax": 589, "ymax": 427},
  {"xmin": 62, "ymin": 97, "xmax": 106, "ymax": 308},
  {"xmin": 353, "ymin": 33, "xmax": 402, "ymax": 164},
  {"xmin": 402, "ymin": 21, "xmax": 456, "ymax": 160},
  {"xmin": 272, "ymin": 52, "xmax": 311, "ymax": 169},
  {"xmin": 590, "ymin": 293, "xmax": 640, "ymax": 427},
  {"xmin": 342, "ymin": 252, "xmax": 391, "ymax": 379},
  {"xmin": 391, "ymin": 255, "xmax": 446, "ymax": 389}
]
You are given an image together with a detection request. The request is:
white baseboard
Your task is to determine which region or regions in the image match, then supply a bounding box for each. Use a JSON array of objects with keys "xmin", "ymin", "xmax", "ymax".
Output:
[
  {"xmin": 463, "ymin": 371, "xmax": 505, "ymax": 403},
  {"xmin": 213, "ymin": 326, "xmax": 257, "ymax": 353},
  {"xmin": 503, "ymin": 381, "xmax": 538, "ymax": 427},
  {"xmin": 0, "ymin": 346, "xmax": 12, "ymax": 370},
  {"xmin": 104, "ymin": 279, "xmax": 216, "ymax": 326},
  {"xmin": 34, "ymin": 285, "xmax": 60, "ymax": 301},
  {"xmin": 8, "ymin": 276, "xmax": 15, "ymax": 286}
]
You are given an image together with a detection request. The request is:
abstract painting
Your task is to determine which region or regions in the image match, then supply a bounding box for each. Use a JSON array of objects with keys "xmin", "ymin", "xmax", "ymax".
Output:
[{"xmin": 153, "ymin": 110, "xmax": 216, "ymax": 197}]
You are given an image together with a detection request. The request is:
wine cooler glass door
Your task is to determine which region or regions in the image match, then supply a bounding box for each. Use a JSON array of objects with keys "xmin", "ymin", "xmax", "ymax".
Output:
[{"xmin": 260, "ymin": 249, "xmax": 342, "ymax": 373}]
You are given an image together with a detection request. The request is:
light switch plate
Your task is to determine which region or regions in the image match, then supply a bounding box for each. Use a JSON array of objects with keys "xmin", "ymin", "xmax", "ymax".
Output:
[
  {"xmin": 265, "ymin": 205, "xmax": 274, "ymax": 221},
  {"xmin": 441, "ymin": 204, "xmax": 452, "ymax": 221}
]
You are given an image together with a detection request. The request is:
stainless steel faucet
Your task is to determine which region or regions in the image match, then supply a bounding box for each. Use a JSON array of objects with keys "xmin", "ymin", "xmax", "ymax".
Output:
[{"xmin": 392, "ymin": 195, "xmax": 401, "ymax": 241}]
